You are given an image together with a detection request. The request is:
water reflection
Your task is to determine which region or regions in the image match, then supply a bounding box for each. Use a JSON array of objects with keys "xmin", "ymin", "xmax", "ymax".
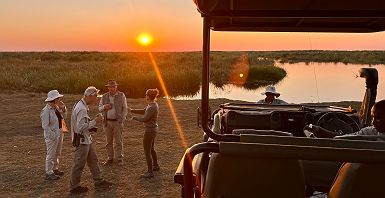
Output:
[{"xmin": 174, "ymin": 62, "xmax": 385, "ymax": 103}]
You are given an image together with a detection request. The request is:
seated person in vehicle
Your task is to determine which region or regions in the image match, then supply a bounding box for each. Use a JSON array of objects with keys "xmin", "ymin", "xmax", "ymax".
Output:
[
  {"xmin": 257, "ymin": 85, "xmax": 288, "ymax": 105},
  {"xmin": 304, "ymin": 100, "xmax": 385, "ymax": 138}
]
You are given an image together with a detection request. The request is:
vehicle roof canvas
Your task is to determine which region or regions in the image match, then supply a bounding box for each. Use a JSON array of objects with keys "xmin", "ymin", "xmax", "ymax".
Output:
[{"xmin": 194, "ymin": 0, "xmax": 385, "ymax": 32}]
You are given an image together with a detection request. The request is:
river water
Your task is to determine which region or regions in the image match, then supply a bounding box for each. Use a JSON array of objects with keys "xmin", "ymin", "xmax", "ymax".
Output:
[{"xmin": 174, "ymin": 62, "xmax": 385, "ymax": 103}]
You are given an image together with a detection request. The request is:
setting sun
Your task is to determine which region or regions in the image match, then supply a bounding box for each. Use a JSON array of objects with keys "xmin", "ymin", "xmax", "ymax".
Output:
[{"xmin": 137, "ymin": 33, "xmax": 153, "ymax": 46}]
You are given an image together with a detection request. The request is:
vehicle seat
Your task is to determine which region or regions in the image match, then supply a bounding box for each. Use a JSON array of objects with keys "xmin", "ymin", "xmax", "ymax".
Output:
[
  {"xmin": 204, "ymin": 152, "xmax": 305, "ymax": 197},
  {"xmin": 328, "ymin": 162, "xmax": 385, "ymax": 198},
  {"xmin": 232, "ymin": 129, "xmax": 292, "ymax": 136}
]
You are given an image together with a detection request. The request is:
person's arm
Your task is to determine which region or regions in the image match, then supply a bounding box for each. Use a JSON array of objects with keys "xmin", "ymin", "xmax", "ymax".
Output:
[
  {"xmin": 133, "ymin": 106, "xmax": 155, "ymax": 122},
  {"xmin": 98, "ymin": 97, "xmax": 105, "ymax": 112},
  {"xmin": 121, "ymin": 94, "xmax": 128, "ymax": 121},
  {"xmin": 304, "ymin": 124, "xmax": 340, "ymax": 138},
  {"xmin": 75, "ymin": 109, "xmax": 96, "ymax": 134},
  {"xmin": 131, "ymin": 108, "xmax": 146, "ymax": 114},
  {"xmin": 41, "ymin": 109, "xmax": 54, "ymax": 137}
]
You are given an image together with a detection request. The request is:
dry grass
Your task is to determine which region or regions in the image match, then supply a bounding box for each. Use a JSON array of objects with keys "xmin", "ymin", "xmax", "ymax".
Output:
[
  {"xmin": 0, "ymin": 91, "xmax": 232, "ymax": 197},
  {"xmin": 0, "ymin": 52, "xmax": 286, "ymax": 97}
]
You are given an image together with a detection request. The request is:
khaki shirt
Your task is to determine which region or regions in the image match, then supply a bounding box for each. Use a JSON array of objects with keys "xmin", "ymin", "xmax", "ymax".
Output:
[{"xmin": 98, "ymin": 92, "xmax": 128, "ymax": 121}]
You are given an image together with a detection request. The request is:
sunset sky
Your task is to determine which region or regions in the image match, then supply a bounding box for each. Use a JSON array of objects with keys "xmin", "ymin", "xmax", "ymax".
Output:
[{"xmin": 1, "ymin": 0, "xmax": 384, "ymax": 52}]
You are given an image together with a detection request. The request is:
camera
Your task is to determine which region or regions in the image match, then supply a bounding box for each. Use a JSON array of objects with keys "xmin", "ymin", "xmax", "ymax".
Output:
[{"xmin": 89, "ymin": 127, "xmax": 98, "ymax": 132}]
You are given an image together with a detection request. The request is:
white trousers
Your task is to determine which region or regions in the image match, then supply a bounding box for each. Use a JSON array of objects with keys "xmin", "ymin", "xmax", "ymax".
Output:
[{"xmin": 45, "ymin": 132, "xmax": 63, "ymax": 174}]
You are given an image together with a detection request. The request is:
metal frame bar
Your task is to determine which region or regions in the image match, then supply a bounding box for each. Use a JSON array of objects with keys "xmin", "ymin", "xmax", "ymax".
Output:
[
  {"xmin": 201, "ymin": 16, "xmax": 240, "ymax": 142},
  {"xmin": 183, "ymin": 142, "xmax": 219, "ymax": 198}
]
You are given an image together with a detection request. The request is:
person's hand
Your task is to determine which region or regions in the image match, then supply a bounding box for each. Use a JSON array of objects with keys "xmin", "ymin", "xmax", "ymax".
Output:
[
  {"xmin": 59, "ymin": 101, "xmax": 66, "ymax": 112},
  {"xmin": 127, "ymin": 107, "xmax": 131, "ymax": 113},
  {"xmin": 95, "ymin": 113, "xmax": 103, "ymax": 124},
  {"xmin": 104, "ymin": 103, "xmax": 112, "ymax": 110},
  {"xmin": 304, "ymin": 124, "xmax": 319, "ymax": 135}
]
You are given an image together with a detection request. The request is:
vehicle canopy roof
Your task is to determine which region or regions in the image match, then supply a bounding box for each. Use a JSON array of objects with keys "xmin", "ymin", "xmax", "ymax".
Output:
[{"xmin": 193, "ymin": 0, "xmax": 385, "ymax": 32}]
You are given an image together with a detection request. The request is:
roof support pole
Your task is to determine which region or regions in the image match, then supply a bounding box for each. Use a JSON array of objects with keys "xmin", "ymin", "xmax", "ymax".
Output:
[{"xmin": 201, "ymin": 16, "xmax": 240, "ymax": 142}]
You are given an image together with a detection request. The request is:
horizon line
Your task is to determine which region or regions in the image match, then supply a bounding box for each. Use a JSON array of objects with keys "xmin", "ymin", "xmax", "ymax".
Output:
[{"xmin": 1, "ymin": 49, "xmax": 385, "ymax": 53}]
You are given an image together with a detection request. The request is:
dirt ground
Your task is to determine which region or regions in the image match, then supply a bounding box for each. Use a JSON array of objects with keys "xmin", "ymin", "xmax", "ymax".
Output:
[{"xmin": 0, "ymin": 91, "xmax": 233, "ymax": 197}]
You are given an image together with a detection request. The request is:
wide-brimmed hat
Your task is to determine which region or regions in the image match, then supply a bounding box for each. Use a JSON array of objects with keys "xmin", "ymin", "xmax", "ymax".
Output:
[
  {"xmin": 105, "ymin": 80, "xmax": 119, "ymax": 87},
  {"xmin": 45, "ymin": 90, "xmax": 63, "ymax": 102},
  {"xmin": 261, "ymin": 85, "xmax": 280, "ymax": 97}
]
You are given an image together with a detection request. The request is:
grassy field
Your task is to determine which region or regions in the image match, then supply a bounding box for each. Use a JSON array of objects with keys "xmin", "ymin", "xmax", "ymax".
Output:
[
  {"xmin": 0, "ymin": 91, "xmax": 361, "ymax": 197},
  {"xmin": 0, "ymin": 52, "xmax": 286, "ymax": 98}
]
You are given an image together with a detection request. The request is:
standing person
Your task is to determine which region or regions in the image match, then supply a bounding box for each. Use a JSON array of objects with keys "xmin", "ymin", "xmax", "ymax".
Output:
[
  {"xmin": 98, "ymin": 80, "xmax": 128, "ymax": 165},
  {"xmin": 70, "ymin": 86, "xmax": 112, "ymax": 194},
  {"xmin": 131, "ymin": 89, "xmax": 160, "ymax": 178},
  {"xmin": 40, "ymin": 90, "xmax": 67, "ymax": 180},
  {"xmin": 257, "ymin": 85, "xmax": 288, "ymax": 104}
]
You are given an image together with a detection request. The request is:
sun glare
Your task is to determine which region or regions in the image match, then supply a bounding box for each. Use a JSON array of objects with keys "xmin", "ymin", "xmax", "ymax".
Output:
[{"xmin": 137, "ymin": 33, "xmax": 153, "ymax": 46}]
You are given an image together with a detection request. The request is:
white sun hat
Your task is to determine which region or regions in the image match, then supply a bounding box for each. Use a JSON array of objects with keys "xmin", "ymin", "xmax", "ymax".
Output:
[
  {"xmin": 261, "ymin": 85, "xmax": 280, "ymax": 97},
  {"xmin": 45, "ymin": 90, "xmax": 64, "ymax": 102}
]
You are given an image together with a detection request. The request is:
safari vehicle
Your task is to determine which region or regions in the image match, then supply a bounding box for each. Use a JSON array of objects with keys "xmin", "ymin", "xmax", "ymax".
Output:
[{"xmin": 174, "ymin": 0, "xmax": 385, "ymax": 198}]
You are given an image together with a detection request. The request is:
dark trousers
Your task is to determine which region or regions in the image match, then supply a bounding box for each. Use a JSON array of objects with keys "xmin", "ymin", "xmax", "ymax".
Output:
[{"xmin": 143, "ymin": 132, "xmax": 158, "ymax": 173}]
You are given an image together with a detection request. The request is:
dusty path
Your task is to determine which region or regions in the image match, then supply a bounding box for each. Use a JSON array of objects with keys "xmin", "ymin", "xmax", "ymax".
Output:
[{"xmin": 0, "ymin": 91, "xmax": 232, "ymax": 197}]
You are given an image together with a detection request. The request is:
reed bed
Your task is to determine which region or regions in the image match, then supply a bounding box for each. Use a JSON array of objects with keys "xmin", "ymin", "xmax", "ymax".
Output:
[{"xmin": 0, "ymin": 52, "xmax": 286, "ymax": 97}]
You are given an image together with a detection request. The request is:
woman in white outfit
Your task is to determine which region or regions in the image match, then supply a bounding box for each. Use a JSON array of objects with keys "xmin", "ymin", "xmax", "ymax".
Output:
[{"xmin": 40, "ymin": 90, "xmax": 67, "ymax": 180}]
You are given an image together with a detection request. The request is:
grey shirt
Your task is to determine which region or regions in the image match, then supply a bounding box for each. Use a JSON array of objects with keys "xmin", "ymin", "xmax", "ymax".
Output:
[
  {"xmin": 342, "ymin": 126, "xmax": 381, "ymax": 136},
  {"xmin": 132, "ymin": 102, "xmax": 159, "ymax": 132}
]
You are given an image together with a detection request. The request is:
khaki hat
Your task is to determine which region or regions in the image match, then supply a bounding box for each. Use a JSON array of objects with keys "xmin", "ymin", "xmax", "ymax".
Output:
[
  {"xmin": 105, "ymin": 80, "xmax": 119, "ymax": 87},
  {"xmin": 261, "ymin": 85, "xmax": 280, "ymax": 97},
  {"xmin": 45, "ymin": 90, "xmax": 63, "ymax": 102}
]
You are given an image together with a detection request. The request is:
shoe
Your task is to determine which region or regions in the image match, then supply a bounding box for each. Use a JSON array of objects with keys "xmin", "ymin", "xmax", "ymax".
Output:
[
  {"xmin": 70, "ymin": 186, "xmax": 89, "ymax": 194},
  {"xmin": 95, "ymin": 180, "xmax": 113, "ymax": 189},
  {"xmin": 45, "ymin": 173, "xmax": 60, "ymax": 180},
  {"xmin": 53, "ymin": 169, "xmax": 64, "ymax": 176},
  {"xmin": 141, "ymin": 172, "xmax": 154, "ymax": 178},
  {"xmin": 153, "ymin": 165, "xmax": 160, "ymax": 171},
  {"xmin": 103, "ymin": 159, "xmax": 114, "ymax": 166}
]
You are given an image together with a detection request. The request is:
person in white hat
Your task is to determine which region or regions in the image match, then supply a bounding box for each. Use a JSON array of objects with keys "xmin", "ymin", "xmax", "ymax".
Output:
[
  {"xmin": 40, "ymin": 90, "xmax": 67, "ymax": 180},
  {"xmin": 257, "ymin": 85, "xmax": 288, "ymax": 105}
]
